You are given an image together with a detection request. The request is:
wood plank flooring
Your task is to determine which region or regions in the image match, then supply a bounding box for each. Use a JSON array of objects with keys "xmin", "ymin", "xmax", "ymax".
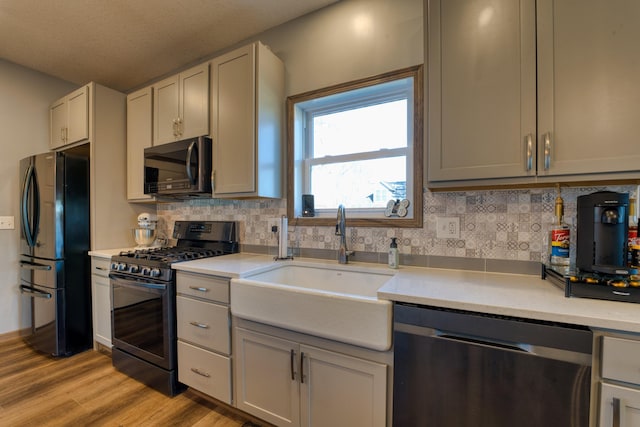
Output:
[{"xmin": 0, "ymin": 336, "xmax": 260, "ymax": 426}]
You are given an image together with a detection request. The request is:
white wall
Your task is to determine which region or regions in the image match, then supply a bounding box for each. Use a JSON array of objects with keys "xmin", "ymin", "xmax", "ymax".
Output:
[
  {"xmin": 222, "ymin": 0, "xmax": 423, "ymax": 96},
  {"xmin": 0, "ymin": 59, "xmax": 76, "ymax": 335}
]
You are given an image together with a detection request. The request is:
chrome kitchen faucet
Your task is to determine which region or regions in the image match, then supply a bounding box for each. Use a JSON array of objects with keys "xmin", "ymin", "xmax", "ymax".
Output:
[{"xmin": 336, "ymin": 204, "xmax": 354, "ymax": 264}]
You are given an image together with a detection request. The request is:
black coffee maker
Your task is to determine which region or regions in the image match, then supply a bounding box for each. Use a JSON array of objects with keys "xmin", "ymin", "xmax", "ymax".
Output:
[{"xmin": 576, "ymin": 191, "xmax": 630, "ymax": 275}]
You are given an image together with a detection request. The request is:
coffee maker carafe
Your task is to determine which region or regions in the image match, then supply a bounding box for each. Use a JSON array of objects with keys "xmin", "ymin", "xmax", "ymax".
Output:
[{"xmin": 576, "ymin": 191, "xmax": 630, "ymax": 275}]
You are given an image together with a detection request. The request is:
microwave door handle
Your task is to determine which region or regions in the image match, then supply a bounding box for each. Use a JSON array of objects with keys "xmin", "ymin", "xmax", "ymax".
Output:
[{"xmin": 186, "ymin": 141, "xmax": 197, "ymax": 185}]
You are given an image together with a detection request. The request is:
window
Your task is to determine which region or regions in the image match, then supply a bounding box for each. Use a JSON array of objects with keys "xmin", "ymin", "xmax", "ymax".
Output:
[{"xmin": 287, "ymin": 65, "xmax": 423, "ymax": 228}]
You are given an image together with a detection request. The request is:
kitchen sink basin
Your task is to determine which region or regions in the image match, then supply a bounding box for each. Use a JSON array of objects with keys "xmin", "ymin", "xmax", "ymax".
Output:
[{"xmin": 230, "ymin": 264, "xmax": 394, "ymax": 351}]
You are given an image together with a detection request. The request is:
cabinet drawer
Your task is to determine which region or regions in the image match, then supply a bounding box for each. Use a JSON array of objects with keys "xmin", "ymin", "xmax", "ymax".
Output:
[
  {"xmin": 178, "ymin": 340, "xmax": 231, "ymax": 404},
  {"xmin": 602, "ymin": 336, "xmax": 640, "ymax": 385},
  {"xmin": 176, "ymin": 271, "xmax": 229, "ymax": 303},
  {"xmin": 177, "ymin": 296, "xmax": 230, "ymax": 354},
  {"xmin": 91, "ymin": 257, "xmax": 111, "ymax": 278}
]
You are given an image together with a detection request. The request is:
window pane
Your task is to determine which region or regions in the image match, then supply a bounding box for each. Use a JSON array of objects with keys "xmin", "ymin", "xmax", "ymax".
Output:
[
  {"xmin": 310, "ymin": 156, "xmax": 406, "ymax": 209},
  {"xmin": 312, "ymin": 100, "xmax": 407, "ymax": 158}
]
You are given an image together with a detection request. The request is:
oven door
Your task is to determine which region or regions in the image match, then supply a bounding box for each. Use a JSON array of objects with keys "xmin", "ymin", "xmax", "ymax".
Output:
[{"xmin": 110, "ymin": 273, "xmax": 176, "ymax": 370}]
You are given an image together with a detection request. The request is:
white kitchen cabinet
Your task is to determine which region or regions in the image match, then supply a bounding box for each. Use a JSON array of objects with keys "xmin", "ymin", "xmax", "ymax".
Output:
[
  {"xmin": 50, "ymin": 85, "xmax": 89, "ymax": 149},
  {"xmin": 176, "ymin": 271, "xmax": 232, "ymax": 404},
  {"xmin": 90, "ymin": 256, "xmax": 111, "ymax": 349},
  {"xmin": 52, "ymin": 82, "xmax": 142, "ymax": 250},
  {"xmin": 153, "ymin": 63, "xmax": 209, "ymax": 145},
  {"xmin": 235, "ymin": 327, "xmax": 387, "ymax": 427},
  {"xmin": 599, "ymin": 335, "xmax": 640, "ymax": 427},
  {"xmin": 126, "ymin": 87, "xmax": 154, "ymax": 201},
  {"xmin": 428, "ymin": 0, "xmax": 640, "ymax": 186},
  {"xmin": 88, "ymin": 83, "xmax": 147, "ymax": 250},
  {"xmin": 210, "ymin": 41, "xmax": 284, "ymax": 198}
]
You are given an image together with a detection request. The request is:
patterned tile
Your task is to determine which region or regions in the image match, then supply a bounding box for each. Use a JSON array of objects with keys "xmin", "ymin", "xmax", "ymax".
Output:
[{"xmin": 156, "ymin": 185, "xmax": 637, "ymax": 264}]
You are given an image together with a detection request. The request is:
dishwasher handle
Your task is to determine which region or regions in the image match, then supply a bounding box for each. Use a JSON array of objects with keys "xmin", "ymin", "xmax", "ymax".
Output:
[
  {"xmin": 395, "ymin": 322, "xmax": 592, "ymax": 366},
  {"xmin": 437, "ymin": 331, "xmax": 528, "ymax": 354}
]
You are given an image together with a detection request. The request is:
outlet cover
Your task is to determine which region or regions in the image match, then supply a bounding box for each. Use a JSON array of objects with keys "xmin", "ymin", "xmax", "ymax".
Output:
[
  {"xmin": 0, "ymin": 216, "xmax": 15, "ymax": 230},
  {"xmin": 436, "ymin": 217, "xmax": 460, "ymax": 239}
]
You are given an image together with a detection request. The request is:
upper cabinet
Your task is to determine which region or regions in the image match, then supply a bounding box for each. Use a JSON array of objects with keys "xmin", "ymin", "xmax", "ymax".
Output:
[
  {"xmin": 153, "ymin": 63, "xmax": 209, "ymax": 145},
  {"xmin": 210, "ymin": 42, "xmax": 284, "ymax": 198},
  {"xmin": 50, "ymin": 85, "xmax": 90, "ymax": 150},
  {"xmin": 50, "ymin": 82, "xmax": 143, "ymax": 249},
  {"xmin": 536, "ymin": 0, "xmax": 640, "ymax": 177},
  {"xmin": 427, "ymin": 0, "xmax": 640, "ymax": 186},
  {"xmin": 126, "ymin": 87, "xmax": 154, "ymax": 201}
]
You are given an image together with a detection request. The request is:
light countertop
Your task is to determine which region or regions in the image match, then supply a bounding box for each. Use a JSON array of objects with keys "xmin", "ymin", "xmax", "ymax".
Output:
[
  {"xmin": 97, "ymin": 251, "xmax": 640, "ymax": 334},
  {"xmin": 88, "ymin": 248, "xmax": 135, "ymax": 259}
]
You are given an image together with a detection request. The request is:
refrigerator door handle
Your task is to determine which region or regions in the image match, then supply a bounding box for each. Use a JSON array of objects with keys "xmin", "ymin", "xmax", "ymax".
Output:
[
  {"xmin": 19, "ymin": 284, "xmax": 52, "ymax": 299},
  {"xmin": 20, "ymin": 164, "xmax": 40, "ymax": 247},
  {"xmin": 19, "ymin": 260, "xmax": 52, "ymax": 271}
]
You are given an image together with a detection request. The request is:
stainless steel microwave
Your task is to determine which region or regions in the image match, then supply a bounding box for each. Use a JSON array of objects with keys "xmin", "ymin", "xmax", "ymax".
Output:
[{"xmin": 144, "ymin": 136, "xmax": 212, "ymax": 197}]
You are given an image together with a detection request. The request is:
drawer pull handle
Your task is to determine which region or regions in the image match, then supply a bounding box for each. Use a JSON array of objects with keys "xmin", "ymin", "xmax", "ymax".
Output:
[
  {"xmin": 189, "ymin": 321, "xmax": 210, "ymax": 329},
  {"xmin": 189, "ymin": 286, "xmax": 209, "ymax": 292},
  {"xmin": 300, "ymin": 351, "xmax": 306, "ymax": 384},
  {"xmin": 191, "ymin": 368, "xmax": 210, "ymax": 378},
  {"xmin": 95, "ymin": 266, "xmax": 107, "ymax": 271}
]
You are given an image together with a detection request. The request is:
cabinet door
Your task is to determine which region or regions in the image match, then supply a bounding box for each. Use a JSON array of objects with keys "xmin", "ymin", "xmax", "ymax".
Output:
[
  {"xmin": 600, "ymin": 383, "xmax": 640, "ymax": 427},
  {"xmin": 50, "ymin": 97, "xmax": 67, "ymax": 149},
  {"xmin": 211, "ymin": 44, "xmax": 256, "ymax": 195},
  {"xmin": 66, "ymin": 85, "xmax": 89, "ymax": 144},
  {"xmin": 300, "ymin": 345, "xmax": 386, "ymax": 427},
  {"xmin": 235, "ymin": 328, "xmax": 300, "ymax": 427},
  {"xmin": 179, "ymin": 63, "xmax": 209, "ymax": 140},
  {"xmin": 153, "ymin": 75, "xmax": 180, "ymax": 145},
  {"xmin": 91, "ymin": 274, "xmax": 112, "ymax": 348},
  {"xmin": 126, "ymin": 87, "xmax": 153, "ymax": 200},
  {"xmin": 537, "ymin": 0, "xmax": 640, "ymax": 176},
  {"xmin": 427, "ymin": 0, "xmax": 537, "ymax": 182}
]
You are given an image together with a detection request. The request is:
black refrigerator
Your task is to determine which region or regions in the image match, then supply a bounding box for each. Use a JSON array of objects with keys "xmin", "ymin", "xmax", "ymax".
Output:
[{"xmin": 19, "ymin": 150, "xmax": 92, "ymax": 356}]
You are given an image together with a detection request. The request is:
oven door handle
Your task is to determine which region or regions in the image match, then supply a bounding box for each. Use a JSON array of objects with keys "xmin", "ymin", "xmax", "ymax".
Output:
[{"xmin": 109, "ymin": 273, "xmax": 167, "ymax": 290}]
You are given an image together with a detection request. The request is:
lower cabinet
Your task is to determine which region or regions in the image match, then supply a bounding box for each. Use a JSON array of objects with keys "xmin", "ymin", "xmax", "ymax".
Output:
[
  {"xmin": 90, "ymin": 256, "xmax": 111, "ymax": 349},
  {"xmin": 599, "ymin": 335, "xmax": 640, "ymax": 427},
  {"xmin": 234, "ymin": 327, "xmax": 387, "ymax": 427},
  {"xmin": 176, "ymin": 271, "xmax": 232, "ymax": 404}
]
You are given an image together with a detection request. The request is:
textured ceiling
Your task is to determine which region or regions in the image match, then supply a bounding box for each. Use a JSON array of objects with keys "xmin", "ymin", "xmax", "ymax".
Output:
[{"xmin": 0, "ymin": 0, "xmax": 337, "ymax": 92}]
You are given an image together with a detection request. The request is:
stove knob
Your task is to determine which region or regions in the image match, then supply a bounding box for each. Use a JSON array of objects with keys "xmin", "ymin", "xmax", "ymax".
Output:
[
  {"xmin": 117, "ymin": 263, "xmax": 127, "ymax": 271},
  {"xmin": 141, "ymin": 267, "xmax": 151, "ymax": 276},
  {"xmin": 110, "ymin": 262, "xmax": 118, "ymax": 270},
  {"xmin": 150, "ymin": 268, "xmax": 161, "ymax": 278},
  {"xmin": 129, "ymin": 264, "xmax": 139, "ymax": 273}
]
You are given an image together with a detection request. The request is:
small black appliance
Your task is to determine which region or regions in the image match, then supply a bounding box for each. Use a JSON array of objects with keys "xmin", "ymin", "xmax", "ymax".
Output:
[{"xmin": 576, "ymin": 191, "xmax": 630, "ymax": 275}]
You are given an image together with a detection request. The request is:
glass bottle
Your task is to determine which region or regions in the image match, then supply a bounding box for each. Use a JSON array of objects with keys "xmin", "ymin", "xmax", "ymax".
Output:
[
  {"xmin": 549, "ymin": 189, "xmax": 570, "ymax": 266},
  {"xmin": 628, "ymin": 195, "xmax": 638, "ymax": 266}
]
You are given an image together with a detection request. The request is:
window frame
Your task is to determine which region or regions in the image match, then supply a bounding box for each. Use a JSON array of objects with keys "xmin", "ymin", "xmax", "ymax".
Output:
[{"xmin": 286, "ymin": 65, "xmax": 423, "ymax": 228}]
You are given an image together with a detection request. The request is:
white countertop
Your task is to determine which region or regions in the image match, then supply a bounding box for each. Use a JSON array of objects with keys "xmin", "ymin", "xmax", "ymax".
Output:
[
  {"xmin": 88, "ymin": 248, "xmax": 135, "ymax": 258},
  {"xmin": 97, "ymin": 250, "xmax": 640, "ymax": 334}
]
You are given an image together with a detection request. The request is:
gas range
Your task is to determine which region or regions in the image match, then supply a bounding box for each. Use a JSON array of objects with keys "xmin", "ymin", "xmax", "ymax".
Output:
[{"xmin": 110, "ymin": 221, "xmax": 238, "ymax": 282}]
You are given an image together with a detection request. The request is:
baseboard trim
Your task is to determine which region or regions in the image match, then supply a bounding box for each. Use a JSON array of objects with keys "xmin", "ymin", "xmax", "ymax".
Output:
[{"xmin": 0, "ymin": 328, "xmax": 30, "ymax": 343}]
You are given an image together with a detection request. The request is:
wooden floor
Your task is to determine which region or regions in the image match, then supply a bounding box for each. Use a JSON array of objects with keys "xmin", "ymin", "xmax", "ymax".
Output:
[{"xmin": 0, "ymin": 336, "xmax": 258, "ymax": 426}]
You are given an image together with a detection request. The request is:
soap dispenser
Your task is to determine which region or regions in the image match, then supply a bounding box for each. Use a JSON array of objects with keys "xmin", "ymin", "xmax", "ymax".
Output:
[{"xmin": 389, "ymin": 238, "xmax": 399, "ymax": 269}]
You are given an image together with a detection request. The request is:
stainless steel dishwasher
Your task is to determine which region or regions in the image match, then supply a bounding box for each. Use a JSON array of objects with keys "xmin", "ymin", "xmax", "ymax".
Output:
[{"xmin": 393, "ymin": 303, "xmax": 593, "ymax": 427}]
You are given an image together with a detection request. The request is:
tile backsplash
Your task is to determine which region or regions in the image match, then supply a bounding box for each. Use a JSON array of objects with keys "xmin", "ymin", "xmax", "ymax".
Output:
[{"xmin": 156, "ymin": 184, "xmax": 638, "ymax": 265}]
